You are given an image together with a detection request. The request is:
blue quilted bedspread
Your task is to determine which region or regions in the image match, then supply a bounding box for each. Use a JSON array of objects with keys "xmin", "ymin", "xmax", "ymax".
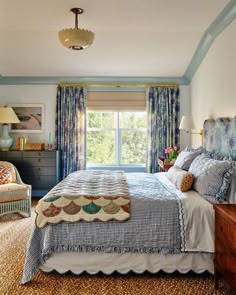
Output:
[{"xmin": 21, "ymin": 172, "xmax": 185, "ymax": 284}]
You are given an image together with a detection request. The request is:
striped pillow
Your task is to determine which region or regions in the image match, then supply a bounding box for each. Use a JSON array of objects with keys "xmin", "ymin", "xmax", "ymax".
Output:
[
  {"xmin": 189, "ymin": 154, "xmax": 235, "ymax": 202},
  {"xmin": 174, "ymin": 149, "xmax": 203, "ymax": 171}
]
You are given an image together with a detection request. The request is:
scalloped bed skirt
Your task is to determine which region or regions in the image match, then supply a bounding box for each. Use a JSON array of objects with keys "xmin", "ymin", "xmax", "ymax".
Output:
[{"xmin": 39, "ymin": 252, "xmax": 214, "ymax": 275}]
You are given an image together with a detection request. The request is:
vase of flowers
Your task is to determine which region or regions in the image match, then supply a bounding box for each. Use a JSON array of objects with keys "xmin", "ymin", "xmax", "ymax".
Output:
[{"xmin": 165, "ymin": 146, "xmax": 180, "ymax": 163}]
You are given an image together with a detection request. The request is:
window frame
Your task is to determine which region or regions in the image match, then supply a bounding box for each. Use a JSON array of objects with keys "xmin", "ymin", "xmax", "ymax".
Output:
[{"xmin": 86, "ymin": 111, "xmax": 146, "ymax": 168}]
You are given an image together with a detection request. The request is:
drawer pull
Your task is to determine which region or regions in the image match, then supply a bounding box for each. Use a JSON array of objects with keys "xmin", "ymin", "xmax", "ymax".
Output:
[
  {"xmin": 38, "ymin": 159, "xmax": 41, "ymax": 162},
  {"xmin": 219, "ymin": 225, "xmax": 223, "ymax": 232}
]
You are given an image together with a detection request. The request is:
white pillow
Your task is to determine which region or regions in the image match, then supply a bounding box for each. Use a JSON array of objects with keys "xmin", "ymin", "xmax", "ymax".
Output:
[
  {"xmin": 166, "ymin": 166, "xmax": 194, "ymax": 192},
  {"xmin": 174, "ymin": 149, "xmax": 202, "ymax": 171}
]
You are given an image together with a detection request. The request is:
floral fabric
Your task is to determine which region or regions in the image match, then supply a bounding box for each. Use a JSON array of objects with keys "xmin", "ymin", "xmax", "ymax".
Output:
[
  {"xmin": 203, "ymin": 117, "xmax": 236, "ymax": 161},
  {"xmin": 147, "ymin": 87, "xmax": 180, "ymax": 173},
  {"xmin": 55, "ymin": 86, "xmax": 87, "ymax": 178}
]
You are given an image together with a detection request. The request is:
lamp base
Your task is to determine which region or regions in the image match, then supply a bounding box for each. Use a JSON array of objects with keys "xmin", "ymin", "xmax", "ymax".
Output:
[{"xmin": 0, "ymin": 124, "xmax": 14, "ymax": 151}]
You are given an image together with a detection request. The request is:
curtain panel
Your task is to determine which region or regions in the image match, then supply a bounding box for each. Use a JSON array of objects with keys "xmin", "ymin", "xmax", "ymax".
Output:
[
  {"xmin": 56, "ymin": 86, "xmax": 87, "ymax": 178},
  {"xmin": 147, "ymin": 87, "xmax": 180, "ymax": 173}
]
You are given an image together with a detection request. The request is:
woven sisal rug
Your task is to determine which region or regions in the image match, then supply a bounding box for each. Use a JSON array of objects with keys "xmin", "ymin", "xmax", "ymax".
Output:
[{"xmin": 0, "ymin": 199, "xmax": 234, "ymax": 295}]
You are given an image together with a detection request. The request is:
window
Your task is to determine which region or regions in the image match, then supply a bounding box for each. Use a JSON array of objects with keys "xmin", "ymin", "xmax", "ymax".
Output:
[{"xmin": 87, "ymin": 112, "xmax": 147, "ymax": 166}]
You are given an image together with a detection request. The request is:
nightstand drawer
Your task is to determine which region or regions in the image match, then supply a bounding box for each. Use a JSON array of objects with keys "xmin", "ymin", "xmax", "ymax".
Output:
[
  {"xmin": 216, "ymin": 213, "xmax": 236, "ymax": 251},
  {"xmin": 215, "ymin": 213, "xmax": 229, "ymax": 240},
  {"xmin": 215, "ymin": 240, "xmax": 236, "ymax": 273},
  {"xmin": 215, "ymin": 239, "xmax": 226, "ymax": 269}
]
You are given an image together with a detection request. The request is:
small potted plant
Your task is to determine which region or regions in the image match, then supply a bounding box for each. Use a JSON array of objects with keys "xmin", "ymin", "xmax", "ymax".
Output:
[{"xmin": 164, "ymin": 146, "xmax": 180, "ymax": 164}]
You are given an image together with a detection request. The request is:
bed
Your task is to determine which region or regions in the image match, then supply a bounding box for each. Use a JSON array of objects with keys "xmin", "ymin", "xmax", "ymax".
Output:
[{"xmin": 21, "ymin": 116, "xmax": 236, "ymax": 284}]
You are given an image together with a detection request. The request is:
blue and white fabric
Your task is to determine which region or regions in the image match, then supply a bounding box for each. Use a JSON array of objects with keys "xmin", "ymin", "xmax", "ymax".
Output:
[
  {"xmin": 146, "ymin": 86, "xmax": 180, "ymax": 173},
  {"xmin": 21, "ymin": 172, "xmax": 186, "ymax": 284},
  {"xmin": 174, "ymin": 149, "xmax": 203, "ymax": 171},
  {"xmin": 55, "ymin": 86, "xmax": 87, "ymax": 178},
  {"xmin": 189, "ymin": 154, "xmax": 235, "ymax": 202}
]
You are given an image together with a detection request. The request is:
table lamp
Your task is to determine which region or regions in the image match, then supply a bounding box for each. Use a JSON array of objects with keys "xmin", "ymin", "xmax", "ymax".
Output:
[{"xmin": 0, "ymin": 106, "xmax": 20, "ymax": 151}]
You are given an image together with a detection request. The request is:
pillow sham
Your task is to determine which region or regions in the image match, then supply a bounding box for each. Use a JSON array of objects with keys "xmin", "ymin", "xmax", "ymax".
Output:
[
  {"xmin": 166, "ymin": 166, "xmax": 194, "ymax": 192},
  {"xmin": 204, "ymin": 150, "xmax": 232, "ymax": 161},
  {"xmin": 185, "ymin": 146, "xmax": 205, "ymax": 153},
  {"xmin": 189, "ymin": 154, "xmax": 235, "ymax": 202},
  {"xmin": 174, "ymin": 149, "xmax": 203, "ymax": 171},
  {"xmin": 0, "ymin": 167, "xmax": 12, "ymax": 184}
]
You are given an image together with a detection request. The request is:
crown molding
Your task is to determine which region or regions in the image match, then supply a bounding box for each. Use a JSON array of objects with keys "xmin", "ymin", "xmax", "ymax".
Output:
[
  {"xmin": 184, "ymin": 0, "xmax": 236, "ymax": 83},
  {"xmin": 0, "ymin": 76, "xmax": 188, "ymax": 86}
]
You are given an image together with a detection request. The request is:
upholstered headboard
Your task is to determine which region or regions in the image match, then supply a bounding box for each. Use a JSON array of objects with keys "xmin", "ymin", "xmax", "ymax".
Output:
[
  {"xmin": 203, "ymin": 116, "xmax": 236, "ymax": 204},
  {"xmin": 203, "ymin": 116, "xmax": 236, "ymax": 160}
]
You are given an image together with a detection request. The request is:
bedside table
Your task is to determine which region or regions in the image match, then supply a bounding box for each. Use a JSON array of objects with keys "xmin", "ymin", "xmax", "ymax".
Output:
[
  {"xmin": 157, "ymin": 158, "xmax": 174, "ymax": 172},
  {"xmin": 214, "ymin": 204, "xmax": 236, "ymax": 291}
]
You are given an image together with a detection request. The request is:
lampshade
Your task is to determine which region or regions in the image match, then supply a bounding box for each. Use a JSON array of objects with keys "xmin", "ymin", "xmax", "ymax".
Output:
[
  {"xmin": 59, "ymin": 8, "xmax": 95, "ymax": 50},
  {"xmin": 179, "ymin": 116, "xmax": 194, "ymax": 132},
  {"xmin": 0, "ymin": 106, "xmax": 20, "ymax": 124},
  {"xmin": 0, "ymin": 106, "xmax": 20, "ymax": 151}
]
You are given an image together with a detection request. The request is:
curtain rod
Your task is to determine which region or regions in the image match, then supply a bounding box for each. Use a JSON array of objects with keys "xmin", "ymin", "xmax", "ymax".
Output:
[{"xmin": 58, "ymin": 83, "xmax": 179, "ymax": 88}]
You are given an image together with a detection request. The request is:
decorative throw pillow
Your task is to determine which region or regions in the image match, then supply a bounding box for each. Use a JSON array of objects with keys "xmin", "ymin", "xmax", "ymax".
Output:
[
  {"xmin": 189, "ymin": 154, "xmax": 235, "ymax": 202},
  {"xmin": 204, "ymin": 150, "xmax": 232, "ymax": 161},
  {"xmin": 166, "ymin": 166, "xmax": 194, "ymax": 192},
  {"xmin": 174, "ymin": 149, "xmax": 203, "ymax": 171},
  {"xmin": 0, "ymin": 167, "xmax": 12, "ymax": 184},
  {"xmin": 185, "ymin": 146, "xmax": 205, "ymax": 153}
]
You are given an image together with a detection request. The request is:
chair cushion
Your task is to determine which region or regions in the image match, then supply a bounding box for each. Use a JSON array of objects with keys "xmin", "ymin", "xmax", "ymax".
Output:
[
  {"xmin": 0, "ymin": 161, "xmax": 16, "ymax": 183},
  {"xmin": 0, "ymin": 183, "xmax": 29, "ymax": 202}
]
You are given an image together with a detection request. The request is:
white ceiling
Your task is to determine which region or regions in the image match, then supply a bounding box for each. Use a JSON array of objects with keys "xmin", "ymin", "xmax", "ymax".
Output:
[{"xmin": 0, "ymin": 0, "xmax": 230, "ymax": 78}]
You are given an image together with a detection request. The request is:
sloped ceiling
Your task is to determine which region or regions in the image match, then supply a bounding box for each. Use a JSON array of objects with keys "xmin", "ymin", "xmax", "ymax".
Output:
[{"xmin": 0, "ymin": 0, "xmax": 234, "ymax": 84}]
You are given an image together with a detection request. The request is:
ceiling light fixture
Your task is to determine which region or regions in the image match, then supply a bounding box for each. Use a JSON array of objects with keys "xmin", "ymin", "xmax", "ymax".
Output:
[{"xmin": 59, "ymin": 8, "xmax": 95, "ymax": 50}]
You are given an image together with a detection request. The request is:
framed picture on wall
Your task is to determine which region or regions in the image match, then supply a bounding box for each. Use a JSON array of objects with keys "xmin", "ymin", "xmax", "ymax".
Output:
[{"xmin": 10, "ymin": 104, "xmax": 45, "ymax": 133}]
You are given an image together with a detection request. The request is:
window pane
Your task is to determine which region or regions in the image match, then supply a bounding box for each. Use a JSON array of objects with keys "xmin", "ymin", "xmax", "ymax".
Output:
[
  {"xmin": 88, "ymin": 112, "xmax": 102, "ymax": 128},
  {"xmin": 88, "ymin": 112, "xmax": 115, "ymax": 128},
  {"xmin": 120, "ymin": 112, "xmax": 146, "ymax": 128},
  {"xmin": 87, "ymin": 131, "xmax": 115, "ymax": 164},
  {"xmin": 101, "ymin": 112, "xmax": 115, "ymax": 128},
  {"xmin": 121, "ymin": 131, "xmax": 146, "ymax": 164}
]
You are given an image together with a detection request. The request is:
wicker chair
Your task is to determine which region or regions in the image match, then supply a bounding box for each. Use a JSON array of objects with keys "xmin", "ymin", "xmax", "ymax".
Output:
[{"xmin": 0, "ymin": 161, "xmax": 31, "ymax": 217}]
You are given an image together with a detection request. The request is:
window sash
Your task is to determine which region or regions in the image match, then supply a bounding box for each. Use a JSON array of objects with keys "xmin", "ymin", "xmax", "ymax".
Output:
[{"xmin": 87, "ymin": 112, "xmax": 146, "ymax": 165}]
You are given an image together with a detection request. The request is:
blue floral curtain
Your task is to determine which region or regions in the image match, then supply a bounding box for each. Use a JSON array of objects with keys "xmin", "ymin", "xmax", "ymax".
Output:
[
  {"xmin": 147, "ymin": 86, "xmax": 180, "ymax": 173},
  {"xmin": 55, "ymin": 86, "xmax": 86, "ymax": 178}
]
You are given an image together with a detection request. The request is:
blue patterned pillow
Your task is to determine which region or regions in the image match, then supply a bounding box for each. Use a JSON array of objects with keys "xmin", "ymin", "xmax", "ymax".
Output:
[
  {"xmin": 189, "ymin": 154, "xmax": 235, "ymax": 202},
  {"xmin": 174, "ymin": 149, "xmax": 203, "ymax": 171}
]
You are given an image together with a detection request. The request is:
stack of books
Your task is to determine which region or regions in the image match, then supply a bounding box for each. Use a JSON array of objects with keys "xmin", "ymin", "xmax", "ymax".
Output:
[{"xmin": 17, "ymin": 137, "xmax": 28, "ymax": 150}]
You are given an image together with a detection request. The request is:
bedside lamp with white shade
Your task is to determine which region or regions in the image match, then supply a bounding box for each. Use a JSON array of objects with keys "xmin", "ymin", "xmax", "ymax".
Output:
[
  {"xmin": 179, "ymin": 115, "xmax": 203, "ymax": 144},
  {"xmin": 0, "ymin": 106, "xmax": 20, "ymax": 151}
]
